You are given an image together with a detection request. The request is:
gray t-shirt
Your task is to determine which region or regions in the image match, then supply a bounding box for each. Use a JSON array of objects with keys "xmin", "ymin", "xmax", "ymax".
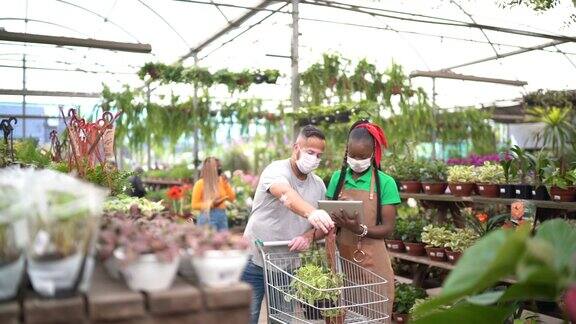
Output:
[{"xmin": 243, "ymin": 159, "xmax": 326, "ymax": 267}]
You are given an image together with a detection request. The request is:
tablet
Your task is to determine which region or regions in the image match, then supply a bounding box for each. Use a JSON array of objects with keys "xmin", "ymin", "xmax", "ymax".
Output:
[{"xmin": 318, "ymin": 200, "xmax": 364, "ymax": 223}]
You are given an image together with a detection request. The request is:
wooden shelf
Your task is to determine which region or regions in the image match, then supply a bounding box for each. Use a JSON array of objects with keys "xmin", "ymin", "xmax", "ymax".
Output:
[
  {"xmin": 388, "ymin": 251, "xmax": 516, "ymax": 284},
  {"xmin": 400, "ymin": 193, "xmax": 576, "ymax": 211},
  {"xmin": 143, "ymin": 179, "xmax": 185, "ymax": 186}
]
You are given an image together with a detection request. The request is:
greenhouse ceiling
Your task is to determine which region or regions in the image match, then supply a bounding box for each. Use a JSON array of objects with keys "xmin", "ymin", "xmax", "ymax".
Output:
[{"xmin": 1, "ymin": 0, "xmax": 576, "ymax": 109}]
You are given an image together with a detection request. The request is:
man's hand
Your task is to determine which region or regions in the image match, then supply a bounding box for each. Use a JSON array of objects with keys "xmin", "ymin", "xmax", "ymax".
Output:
[
  {"xmin": 308, "ymin": 209, "xmax": 335, "ymax": 234},
  {"xmin": 331, "ymin": 209, "xmax": 361, "ymax": 234},
  {"xmin": 288, "ymin": 235, "xmax": 311, "ymax": 252}
]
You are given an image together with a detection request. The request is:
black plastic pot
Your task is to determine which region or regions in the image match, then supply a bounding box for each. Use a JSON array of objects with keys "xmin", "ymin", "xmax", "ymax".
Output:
[
  {"xmin": 253, "ymin": 73, "xmax": 265, "ymax": 84},
  {"xmin": 499, "ymin": 184, "xmax": 515, "ymax": 198},
  {"xmin": 532, "ymin": 185, "xmax": 550, "ymax": 201},
  {"xmin": 514, "ymin": 184, "xmax": 533, "ymax": 200},
  {"xmin": 302, "ymin": 299, "xmax": 333, "ymax": 320}
]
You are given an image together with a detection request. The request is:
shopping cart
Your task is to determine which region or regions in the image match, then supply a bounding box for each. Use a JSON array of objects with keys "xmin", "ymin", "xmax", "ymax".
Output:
[{"xmin": 257, "ymin": 240, "xmax": 390, "ymax": 323}]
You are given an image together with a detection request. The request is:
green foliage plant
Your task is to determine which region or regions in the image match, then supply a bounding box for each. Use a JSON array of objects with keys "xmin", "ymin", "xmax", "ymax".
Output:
[
  {"xmin": 447, "ymin": 165, "xmax": 476, "ymax": 183},
  {"xmin": 420, "ymin": 160, "xmax": 448, "ymax": 182},
  {"xmin": 475, "ymin": 162, "xmax": 505, "ymax": 184},
  {"xmin": 445, "ymin": 228, "xmax": 479, "ymax": 253},
  {"xmin": 421, "ymin": 225, "xmax": 453, "ymax": 248},
  {"xmin": 394, "ymin": 283, "xmax": 428, "ymax": 314}
]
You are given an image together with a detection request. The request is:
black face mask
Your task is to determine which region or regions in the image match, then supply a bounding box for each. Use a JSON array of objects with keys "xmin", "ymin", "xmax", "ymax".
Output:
[{"xmin": 217, "ymin": 167, "xmax": 223, "ymax": 176}]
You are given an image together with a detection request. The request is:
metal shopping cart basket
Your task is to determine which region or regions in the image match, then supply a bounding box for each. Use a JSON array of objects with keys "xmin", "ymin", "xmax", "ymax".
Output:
[{"xmin": 257, "ymin": 240, "xmax": 390, "ymax": 324}]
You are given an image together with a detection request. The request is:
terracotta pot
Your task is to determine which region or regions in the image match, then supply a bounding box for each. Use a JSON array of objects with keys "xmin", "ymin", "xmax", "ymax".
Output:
[
  {"xmin": 392, "ymin": 313, "xmax": 409, "ymax": 323},
  {"xmin": 448, "ymin": 183, "xmax": 475, "ymax": 197},
  {"xmin": 391, "ymin": 86, "xmax": 402, "ymax": 95},
  {"xmin": 550, "ymin": 186, "xmax": 576, "ymax": 202},
  {"xmin": 325, "ymin": 312, "xmax": 346, "ymax": 324},
  {"xmin": 425, "ymin": 246, "xmax": 446, "ymax": 262},
  {"xmin": 499, "ymin": 184, "xmax": 515, "ymax": 198},
  {"xmin": 445, "ymin": 249, "xmax": 462, "ymax": 264},
  {"xmin": 532, "ymin": 185, "xmax": 550, "ymax": 201},
  {"xmin": 400, "ymin": 181, "xmax": 422, "ymax": 194},
  {"xmin": 476, "ymin": 183, "xmax": 500, "ymax": 198},
  {"xmin": 404, "ymin": 242, "xmax": 426, "ymax": 256},
  {"xmin": 385, "ymin": 240, "xmax": 406, "ymax": 253},
  {"xmin": 422, "ymin": 182, "xmax": 448, "ymax": 195},
  {"xmin": 514, "ymin": 184, "xmax": 534, "ymax": 200}
]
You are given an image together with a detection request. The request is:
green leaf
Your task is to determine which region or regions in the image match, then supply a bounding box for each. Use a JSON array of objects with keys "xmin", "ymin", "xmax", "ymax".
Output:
[
  {"xmin": 414, "ymin": 226, "xmax": 530, "ymax": 316},
  {"xmin": 411, "ymin": 303, "xmax": 516, "ymax": 324},
  {"xmin": 534, "ymin": 219, "xmax": 576, "ymax": 272},
  {"xmin": 465, "ymin": 291, "xmax": 505, "ymax": 306}
]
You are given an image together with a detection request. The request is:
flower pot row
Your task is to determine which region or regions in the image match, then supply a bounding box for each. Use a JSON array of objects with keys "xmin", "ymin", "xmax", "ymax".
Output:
[{"xmin": 385, "ymin": 239, "xmax": 463, "ymax": 265}]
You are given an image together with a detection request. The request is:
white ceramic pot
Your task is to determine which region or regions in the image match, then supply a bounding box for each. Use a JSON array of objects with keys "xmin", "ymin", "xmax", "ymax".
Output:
[
  {"xmin": 121, "ymin": 254, "xmax": 180, "ymax": 292},
  {"xmin": 27, "ymin": 252, "xmax": 83, "ymax": 297},
  {"xmin": 192, "ymin": 250, "xmax": 249, "ymax": 287},
  {"xmin": 0, "ymin": 255, "xmax": 25, "ymax": 300}
]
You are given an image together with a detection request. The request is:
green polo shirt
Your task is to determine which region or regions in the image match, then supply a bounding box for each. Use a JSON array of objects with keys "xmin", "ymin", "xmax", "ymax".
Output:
[{"xmin": 326, "ymin": 167, "xmax": 401, "ymax": 205}]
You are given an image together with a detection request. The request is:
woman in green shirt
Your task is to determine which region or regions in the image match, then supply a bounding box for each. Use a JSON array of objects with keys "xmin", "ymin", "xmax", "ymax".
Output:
[{"xmin": 326, "ymin": 120, "xmax": 400, "ymax": 318}]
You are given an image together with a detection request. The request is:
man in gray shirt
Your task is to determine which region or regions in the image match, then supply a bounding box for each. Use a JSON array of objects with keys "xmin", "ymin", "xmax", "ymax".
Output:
[{"xmin": 242, "ymin": 125, "xmax": 334, "ymax": 324}]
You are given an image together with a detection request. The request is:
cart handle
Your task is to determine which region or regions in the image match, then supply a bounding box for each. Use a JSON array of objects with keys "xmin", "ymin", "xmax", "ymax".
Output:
[{"xmin": 255, "ymin": 239, "xmax": 325, "ymax": 247}]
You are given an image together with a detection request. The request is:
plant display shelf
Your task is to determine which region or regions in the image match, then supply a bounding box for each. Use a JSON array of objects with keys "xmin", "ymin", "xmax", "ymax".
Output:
[
  {"xmin": 0, "ymin": 264, "xmax": 251, "ymax": 324},
  {"xmin": 143, "ymin": 178, "xmax": 186, "ymax": 191},
  {"xmin": 388, "ymin": 251, "xmax": 517, "ymax": 284},
  {"xmin": 400, "ymin": 193, "xmax": 576, "ymax": 211}
]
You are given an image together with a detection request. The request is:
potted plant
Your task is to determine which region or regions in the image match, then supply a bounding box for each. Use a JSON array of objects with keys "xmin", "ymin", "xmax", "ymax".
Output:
[
  {"xmin": 447, "ymin": 165, "xmax": 476, "ymax": 196},
  {"xmin": 420, "ymin": 160, "xmax": 448, "ymax": 195},
  {"xmin": 499, "ymin": 157, "xmax": 518, "ymax": 199},
  {"xmin": 444, "ymin": 228, "xmax": 478, "ymax": 264},
  {"xmin": 393, "ymin": 283, "xmax": 428, "ymax": 323},
  {"xmin": 421, "ymin": 225, "xmax": 452, "ymax": 262},
  {"xmin": 187, "ymin": 228, "xmax": 249, "ymax": 287},
  {"xmin": 26, "ymin": 170, "xmax": 107, "ymax": 298},
  {"xmin": 528, "ymin": 151, "xmax": 552, "ymax": 200},
  {"xmin": 475, "ymin": 162, "xmax": 505, "ymax": 198},
  {"xmin": 392, "ymin": 158, "xmax": 424, "ymax": 193},
  {"xmin": 252, "ymin": 70, "xmax": 265, "ymax": 84},
  {"xmin": 461, "ymin": 207, "xmax": 508, "ymax": 237},
  {"xmin": 401, "ymin": 216, "xmax": 428, "ymax": 256},
  {"xmin": 543, "ymin": 166, "xmax": 576, "ymax": 202},
  {"xmin": 290, "ymin": 248, "xmax": 345, "ymax": 322},
  {"xmin": 386, "ymin": 217, "xmax": 407, "ymax": 253},
  {"xmin": 510, "ymin": 146, "xmax": 535, "ymax": 199},
  {"xmin": 264, "ymin": 69, "xmax": 280, "ymax": 84}
]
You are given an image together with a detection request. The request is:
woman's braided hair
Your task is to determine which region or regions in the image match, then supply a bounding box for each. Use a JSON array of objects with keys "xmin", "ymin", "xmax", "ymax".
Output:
[{"xmin": 332, "ymin": 120, "xmax": 384, "ymax": 225}]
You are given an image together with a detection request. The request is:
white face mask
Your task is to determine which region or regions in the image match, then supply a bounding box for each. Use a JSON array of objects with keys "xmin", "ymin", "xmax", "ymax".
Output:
[
  {"xmin": 296, "ymin": 150, "xmax": 321, "ymax": 174},
  {"xmin": 347, "ymin": 156, "xmax": 372, "ymax": 173}
]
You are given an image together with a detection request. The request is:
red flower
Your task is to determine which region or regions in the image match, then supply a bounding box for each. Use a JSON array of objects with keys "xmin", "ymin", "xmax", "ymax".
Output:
[
  {"xmin": 167, "ymin": 186, "xmax": 184, "ymax": 200},
  {"xmin": 566, "ymin": 286, "xmax": 576, "ymax": 323},
  {"xmin": 476, "ymin": 213, "xmax": 488, "ymax": 223}
]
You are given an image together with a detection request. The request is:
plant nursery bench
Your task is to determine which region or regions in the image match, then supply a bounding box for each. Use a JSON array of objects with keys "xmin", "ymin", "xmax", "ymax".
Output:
[{"xmin": 0, "ymin": 264, "xmax": 251, "ymax": 324}]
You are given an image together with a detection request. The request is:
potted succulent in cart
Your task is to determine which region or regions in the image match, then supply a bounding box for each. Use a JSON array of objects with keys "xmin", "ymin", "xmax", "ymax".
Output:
[
  {"xmin": 543, "ymin": 166, "xmax": 576, "ymax": 202},
  {"xmin": 527, "ymin": 151, "xmax": 552, "ymax": 200},
  {"xmin": 475, "ymin": 162, "xmax": 505, "ymax": 198},
  {"xmin": 290, "ymin": 249, "xmax": 345, "ymax": 323},
  {"xmin": 386, "ymin": 217, "xmax": 407, "ymax": 253},
  {"xmin": 393, "ymin": 159, "xmax": 424, "ymax": 194},
  {"xmin": 0, "ymin": 172, "xmax": 27, "ymax": 301},
  {"xmin": 187, "ymin": 228, "xmax": 250, "ymax": 287},
  {"xmin": 401, "ymin": 216, "xmax": 428, "ymax": 256},
  {"xmin": 393, "ymin": 283, "xmax": 428, "ymax": 323},
  {"xmin": 420, "ymin": 160, "xmax": 448, "ymax": 195},
  {"xmin": 499, "ymin": 157, "xmax": 518, "ymax": 199},
  {"xmin": 112, "ymin": 218, "xmax": 182, "ymax": 292},
  {"xmin": 26, "ymin": 170, "xmax": 107, "ymax": 298},
  {"xmin": 264, "ymin": 69, "xmax": 280, "ymax": 84},
  {"xmin": 447, "ymin": 165, "xmax": 476, "ymax": 196},
  {"xmin": 421, "ymin": 225, "xmax": 453, "ymax": 262},
  {"xmin": 510, "ymin": 146, "xmax": 535, "ymax": 199},
  {"xmin": 444, "ymin": 228, "xmax": 478, "ymax": 264}
]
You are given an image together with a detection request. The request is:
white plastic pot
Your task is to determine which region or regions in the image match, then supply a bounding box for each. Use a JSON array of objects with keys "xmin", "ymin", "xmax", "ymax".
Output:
[
  {"xmin": 27, "ymin": 252, "xmax": 83, "ymax": 297},
  {"xmin": 0, "ymin": 255, "xmax": 25, "ymax": 301},
  {"xmin": 192, "ymin": 250, "xmax": 249, "ymax": 287},
  {"xmin": 120, "ymin": 254, "xmax": 180, "ymax": 292}
]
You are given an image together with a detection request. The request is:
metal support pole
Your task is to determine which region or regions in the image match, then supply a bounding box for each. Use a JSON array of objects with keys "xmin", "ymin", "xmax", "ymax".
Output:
[
  {"xmin": 192, "ymin": 53, "xmax": 201, "ymax": 179},
  {"xmin": 146, "ymin": 85, "xmax": 152, "ymax": 170},
  {"xmin": 291, "ymin": 0, "xmax": 300, "ymax": 114},
  {"xmin": 431, "ymin": 77, "xmax": 437, "ymax": 160},
  {"xmin": 22, "ymin": 54, "xmax": 26, "ymax": 138}
]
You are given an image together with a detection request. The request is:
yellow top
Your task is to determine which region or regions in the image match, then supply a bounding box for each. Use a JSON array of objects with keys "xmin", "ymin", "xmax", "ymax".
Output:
[{"xmin": 191, "ymin": 177, "xmax": 236, "ymax": 210}]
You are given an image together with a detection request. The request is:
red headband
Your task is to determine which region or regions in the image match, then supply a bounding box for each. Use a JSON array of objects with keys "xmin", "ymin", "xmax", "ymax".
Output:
[{"xmin": 356, "ymin": 123, "xmax": 388, "ymax": 167}]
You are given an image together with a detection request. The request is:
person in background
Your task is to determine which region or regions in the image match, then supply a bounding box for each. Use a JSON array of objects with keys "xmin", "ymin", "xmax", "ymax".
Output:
[
  {"xmin": 129, "ymin": 167, "xmax": 147, "ymax": 198},
  {"xmin": 326, "ymin": 120, "xmax": 400, "ymax": 317},
  {"xmin": 242, "ymin": 125, "xmax": 335, "ymax": 324},
  {"xmin": 191, "ymin": 157, "xmax": 236, "ymax": 231}
]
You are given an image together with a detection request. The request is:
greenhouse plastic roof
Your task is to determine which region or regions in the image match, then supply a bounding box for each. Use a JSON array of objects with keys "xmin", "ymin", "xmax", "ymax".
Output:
[{"xmin": 1, "ymin": 0, "xmax": 576, "ymax": 110}]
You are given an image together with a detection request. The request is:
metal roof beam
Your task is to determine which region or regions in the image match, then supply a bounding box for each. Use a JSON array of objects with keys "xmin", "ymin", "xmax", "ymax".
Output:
[
  {"xmin": 410, "ymin": 70, "xmax": 527, "ymax": 86},
  {"xmin": 0, "ymin": 89, "xmax": 100, "ymax": 98},
  {"xmin": 0, "ymin": 30, "xmax": 151, "ymax": 53}
]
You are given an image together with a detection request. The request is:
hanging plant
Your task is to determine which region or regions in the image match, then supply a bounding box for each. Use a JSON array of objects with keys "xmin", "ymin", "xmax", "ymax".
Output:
[
  {"xmin": 322, "ymin": 53, "xmax": 341, "ymax": 89},
  {"xmin": 213, "ymin": 69, "xmax": 237, "ymax": 93},
  {"xmin": 182, "ymin": 66, "xmax": 213, "ymax": 88},
  {"xmin": 264, "ymin": 69, "xmax": 280, "ymax": 84},
  {"xmin": 385, "ymin": 62, "xmax": 407, "ymax": 95},
  {"xmin": 235, "ymin": 70, "xmax": 253, "ymax": 92},
  {"xmin": 301, "ymin": 63, "xmax": 326, "ymax": 105},
  {"xmin": 253, "ymin": 70, "xmax": 265, "ymax": 84}
]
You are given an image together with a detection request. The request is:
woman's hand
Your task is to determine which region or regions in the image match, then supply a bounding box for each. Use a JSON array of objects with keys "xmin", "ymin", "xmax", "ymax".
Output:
[
  {"xmin": 331, "ymin": 209, "xmax": 361, "ymax": 234},
  {"xmin": 212, "ymin": 196, "xmax": 229, "ymax": 207}
]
